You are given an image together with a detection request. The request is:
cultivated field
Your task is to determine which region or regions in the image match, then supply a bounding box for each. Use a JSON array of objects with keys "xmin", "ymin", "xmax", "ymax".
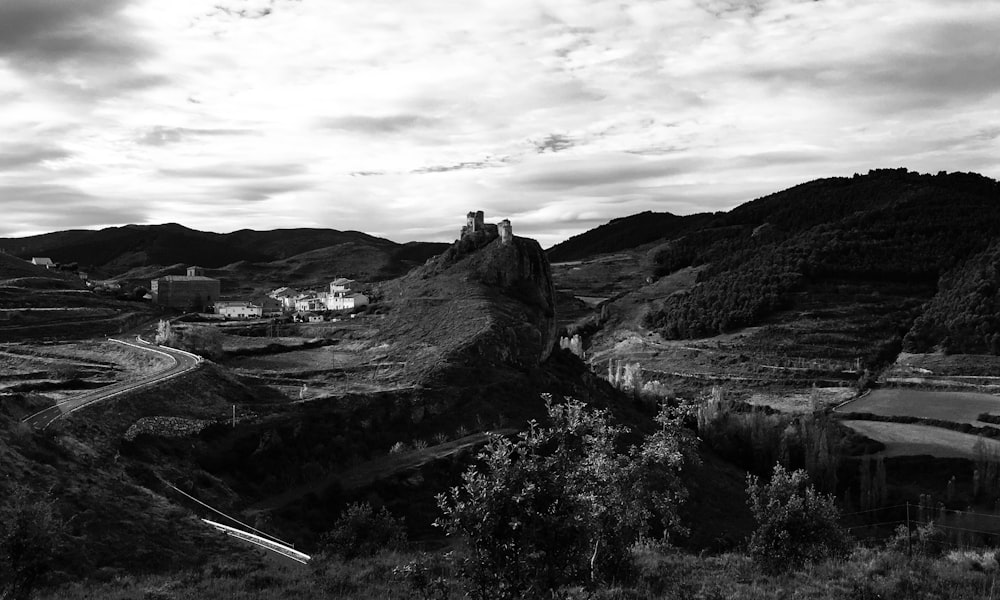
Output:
[
  {"xmin": 841, "ymin": 420, "xmax": 1000, "ymax": 459},
  {"xmin": 837, "ymin": 389, "xmax": 1000, "ymax": 425},
  {"xmin": 746, "ymin": 387, "xmax": 856, "ymax": 413}
]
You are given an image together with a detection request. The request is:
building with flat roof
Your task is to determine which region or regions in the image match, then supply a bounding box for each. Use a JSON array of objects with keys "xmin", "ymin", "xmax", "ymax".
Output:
[
  {"xmin": 151, "ymin": 266, "xmax": 220, "ymax": 311},
  {"xmin": 214, "ymin": 301, "xmax": 262, "ymax": 319}
]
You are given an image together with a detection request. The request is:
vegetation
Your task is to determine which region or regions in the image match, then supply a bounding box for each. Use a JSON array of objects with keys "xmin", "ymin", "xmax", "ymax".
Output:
[
  {"xmin": 436, "ymin": 397, "xmax": 696, "ymax": 598},
  {"xmin": 546, "ymin": 211, "xmax": 714, "ymax": 263},
  {"xmin": 906, "ymin": 239, "xmax": 1000, "ymax": 354},
  {"xmin": 746, "ymin": 464, "xmax": 850, "ymax": 574},
  {"xmin": 319, "ymin": 502, "xmax": 407, "ymax": 560},
  {"xmin": 638, "ymin": 170, "xmax": 1000, "ymax": 344},
  {"xmin": 0, "ymin": 485, "xmax": 65, "ymax": 600}
]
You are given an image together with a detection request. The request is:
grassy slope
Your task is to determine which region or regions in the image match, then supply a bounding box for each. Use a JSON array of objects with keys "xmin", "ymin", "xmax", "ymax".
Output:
[
  {"xmin": 37, "ymin": 545, "xmax": 1000, "ymax": 600},
  {"xmin": 840, "ymin": 420, "xmax": 1000, "ymax": 458}
]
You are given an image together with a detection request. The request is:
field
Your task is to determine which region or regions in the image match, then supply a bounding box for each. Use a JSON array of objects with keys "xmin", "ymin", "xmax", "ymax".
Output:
[
  {"xmin": 745, "ymin": 387, "xmax": 856, "ymax": 413},
  {"xmin": 0, "ymin": 340, "xmax": 173, "ymax": 399},
  {"xmin": 837, "ymin": 389, "xmax": 1000, "ymax": 425},
  {"xmin": 840, "ymin": 420, "xmax": 1000, "ymax": 458}
]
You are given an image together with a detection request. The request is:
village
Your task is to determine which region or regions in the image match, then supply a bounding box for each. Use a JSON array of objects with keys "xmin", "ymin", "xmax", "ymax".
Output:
[{"xmin": 147, "ymin": 266, "xmax": 370, "ymax": 322}]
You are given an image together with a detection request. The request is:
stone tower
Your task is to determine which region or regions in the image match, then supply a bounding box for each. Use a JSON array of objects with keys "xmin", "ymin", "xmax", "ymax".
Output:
[{"xmin": 499, "ymin": 219, "xmax": 513, "ymax": 244}]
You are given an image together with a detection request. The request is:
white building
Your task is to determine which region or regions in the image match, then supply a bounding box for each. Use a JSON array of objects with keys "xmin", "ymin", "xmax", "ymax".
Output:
[
  {"xmin": 326, "ymin": 278, "xmax": 369, "ymax": 311},
  {"xmin": 294, "ymin": 295, "xmax": 327, "ymax": 312},
  {"xmin": 268, "ymin": 287, "xmax": 299, "ymax": 310},
  {"xmin": 31, "ymin": 257, "xmax": 55, "ymax": 269},
  {"xmin": 215, "ymin": 301, "xmax": 263, "ymax": 319}
]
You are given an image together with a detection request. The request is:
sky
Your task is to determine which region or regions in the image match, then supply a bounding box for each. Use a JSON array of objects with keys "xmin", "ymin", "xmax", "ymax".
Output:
[{"xmin": 1, "ymin": 0, "xmax": 999, "ymax": 248}]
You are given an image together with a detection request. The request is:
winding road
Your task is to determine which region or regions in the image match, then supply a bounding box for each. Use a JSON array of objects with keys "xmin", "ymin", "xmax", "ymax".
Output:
[{"xmin": 21, "ymin": 336, "xmax": 202, "ymax": 430}]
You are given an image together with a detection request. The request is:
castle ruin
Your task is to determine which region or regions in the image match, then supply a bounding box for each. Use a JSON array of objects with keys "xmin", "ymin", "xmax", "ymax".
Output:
[{"xmin": 460, "ymin": 211, "xmax": 513, "ymax": 244}]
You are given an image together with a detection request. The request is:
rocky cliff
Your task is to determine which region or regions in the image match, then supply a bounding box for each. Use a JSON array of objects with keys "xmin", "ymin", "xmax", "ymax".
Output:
[{"xmin": 376, "ymin": 230, "xmax": 558, "ymax": 383}]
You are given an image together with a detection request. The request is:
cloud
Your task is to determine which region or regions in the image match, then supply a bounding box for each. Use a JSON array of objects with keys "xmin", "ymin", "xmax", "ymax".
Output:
[
  {"xmin": 532, "ymin": 134, "xmax": 576, "ymax": 154},
  {"xmin": 0, "ymin": 0, "xmax": 997, "ymax": 249},
  {"xmin": 135, "ymin": 126, "xmax": 254, "ymax": 147},
  {"xmin": 321, "ymin": 115, "xmax": 441, "ymax": 134},
  {"xmin": 0, "ymin": 183, "xmax": 147, "ymax": 236},
  {"xmin": 513, "ymin": 154, "xmax": 706, "ymax": 192},
  {"xmin": 159, "ymin": 163, "xmax": 306, "ymax": 179},
  {"xmin": 0, "ymin": 144, "xmax": 70, "ymax": 169},
  {"xmin": 0, "ymin": 0, "xmax": 159, "ymax": 97}
]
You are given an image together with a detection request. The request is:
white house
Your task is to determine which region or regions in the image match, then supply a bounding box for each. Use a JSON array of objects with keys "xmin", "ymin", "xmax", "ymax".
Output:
[
  {"xmin": 294, "ymin": 295, "xmax": 327, "ymax": 312},
  {"xmin": 31, "ymin": 257, "xmax": 55, "ymax": 269},
  {"xmin": 215, "ymin": 301, "xmax": 263, "ymax": 319},
  {"xmin": 327, "ymin": 293, "xmax": 369, "ymax": 311},
  {"xmin": 326, "ymin": 278, "xmax": 369, "ymax": 311}
]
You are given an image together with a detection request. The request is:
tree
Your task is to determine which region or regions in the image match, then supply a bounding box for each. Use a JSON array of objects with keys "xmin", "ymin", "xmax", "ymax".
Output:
[
  {"xmin": 0, "ymin": 485, "xmax": 65, "ymax": 600},
  {"xmin": 436, "ymin": 397, "xmax": 695, "ymax": 599},
  {"xmin": 320, "ymin": 502, "xmax": 407, "ymax": 560},
  {"xmin": 746, "ymin": 464, "xmax": 850, "ymax": 574}
]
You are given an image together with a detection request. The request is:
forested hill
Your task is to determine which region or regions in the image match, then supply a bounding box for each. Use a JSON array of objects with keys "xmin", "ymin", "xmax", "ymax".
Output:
[
  {"xmin": 563, "ymin": 168, "xmax": 1000, "ymax": 354},
  {"xmin": 546, "ymin": 211, "xmax": 715, "ymax": 262}
]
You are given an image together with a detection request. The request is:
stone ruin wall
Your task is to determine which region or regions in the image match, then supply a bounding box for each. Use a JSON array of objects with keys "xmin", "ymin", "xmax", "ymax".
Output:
[{"xmin": 459, "ymin": 210, "xmax": 513, "ymax": 244}]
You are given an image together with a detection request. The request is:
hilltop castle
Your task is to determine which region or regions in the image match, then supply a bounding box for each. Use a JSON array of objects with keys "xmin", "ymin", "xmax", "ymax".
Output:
[{"xmin": 460, "ymin": 211, "xmax": 512, "ymax": 244}]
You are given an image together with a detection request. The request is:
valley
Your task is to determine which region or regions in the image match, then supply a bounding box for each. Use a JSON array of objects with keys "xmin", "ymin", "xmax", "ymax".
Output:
[{"xmin": 3, "ymin": 170, "xmax": 1000, "ymax": 598}]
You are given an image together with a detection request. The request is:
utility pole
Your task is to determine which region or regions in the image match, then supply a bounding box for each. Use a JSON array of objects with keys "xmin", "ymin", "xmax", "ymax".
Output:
[{"xmin": 232, "ymin": 405, "xmax": 236, "ymax": 428}]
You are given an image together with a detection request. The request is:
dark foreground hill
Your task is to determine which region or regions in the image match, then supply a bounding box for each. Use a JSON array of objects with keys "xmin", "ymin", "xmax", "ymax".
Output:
[
  {"xmin": 0, "ymin": 223, "xmax": 449, "ymax": 284},
  {"xmin": 553, "ymin": 168, "xmax": 1000, "ymax": 357}
]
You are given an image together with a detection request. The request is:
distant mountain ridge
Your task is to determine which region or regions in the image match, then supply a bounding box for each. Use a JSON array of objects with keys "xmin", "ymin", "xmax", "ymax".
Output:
[
  {"xmin": 550, "ymin": 168, "xmax": 1000, "ymax": 356},
  {"xmin": 0, "ymin": 223, "xmax": 449, "ymax": 284}
]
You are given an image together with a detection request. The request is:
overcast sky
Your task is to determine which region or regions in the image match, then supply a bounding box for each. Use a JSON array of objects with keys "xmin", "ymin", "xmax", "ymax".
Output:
[{"xmin": 1, "ymin": 0, "xmax": 998, "ymax": 247}]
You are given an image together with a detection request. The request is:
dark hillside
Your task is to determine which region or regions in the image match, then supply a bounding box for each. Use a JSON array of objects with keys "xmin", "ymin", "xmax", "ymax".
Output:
[
  {"xmin": 0, "ymin": 224, "xmax": 448, "ymax": 282},
  {"xmin": 546, "ymin": 211, "xmax": 714, "ymax": 263},
  {"xmin": 905, "ymin": 239, "xmax": 1000, "ymax": 354},
  {"xmin": 640, "ymin": 170, "xmax": 1000, "ymax": 345}
]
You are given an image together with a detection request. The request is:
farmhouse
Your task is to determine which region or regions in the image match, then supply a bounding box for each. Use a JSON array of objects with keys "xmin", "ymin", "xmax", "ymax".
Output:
[
  {"xmin": 326, "ymin": 278, "xmax": 368, "ymax": 311},
  {"xmin": 151, "ymin": 266, "xmax": 221, "ymax": 312},
  {"xmin": 31, "ymin": 257, "xmax": 55, "ymax": 269},
  {"xmin": 214, "ymin": 301, "xmax": 263, "ymax": 319}
]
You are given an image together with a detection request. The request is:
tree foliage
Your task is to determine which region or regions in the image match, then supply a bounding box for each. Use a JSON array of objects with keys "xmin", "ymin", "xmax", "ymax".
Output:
[
  {"xmin": 746, "ymin": 464, "xmax": 850, "ymax": 574},
  {"xmin": 436, "ymin": 397, "xmax": 696, "ymax": 598},
  {"xmin": 0, "ymin": 485, "xmax": 65, "ymax": 600},
  {"xmin": 644, "ymin": 169, "xmax": 1000, "ymax": 340},
  {"xmin": 319, "ymin": 502, "xmax": 407, "ymax": 561}
]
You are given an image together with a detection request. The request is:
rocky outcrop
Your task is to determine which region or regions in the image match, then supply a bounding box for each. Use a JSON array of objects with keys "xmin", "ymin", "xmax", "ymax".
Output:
[{"xmin": 378, "ymin": 229, "xmax": 558, "ymax": 383}]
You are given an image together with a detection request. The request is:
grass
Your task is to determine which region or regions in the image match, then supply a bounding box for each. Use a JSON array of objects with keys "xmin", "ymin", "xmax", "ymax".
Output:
[
  {"xmin": 33, "ymin": 543, "xmax": 1000, "ymax": 600},
  {"xmin": 839, "ymin": 389, "xmax": 1000, "ymax": 426},
  {"xmin": 841, "ymin": 420, "xmax": 1000, "ymax": 458}
]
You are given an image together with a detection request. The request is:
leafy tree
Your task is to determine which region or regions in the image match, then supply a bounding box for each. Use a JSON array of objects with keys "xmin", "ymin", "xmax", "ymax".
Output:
[
  {"xmin": 320, "ymin": 502, "xmax": 407, "ymax": 560},
  {"xmin": 0, "ymin": 485, "xmax": 65, "ymax": 600},
  {"xmin": 746, "ymin": 464, "xmax": 850, "ymax": 574},
  {"xmin": 436, "ymin": 397, "xmax": 695, "ymax": 599}
]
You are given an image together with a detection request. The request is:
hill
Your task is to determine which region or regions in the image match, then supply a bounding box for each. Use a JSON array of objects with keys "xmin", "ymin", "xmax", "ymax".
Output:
[
  {"xmin": 545, "ymin": 211, "xmax": 715, "ymax": 263},
  {"xmin": 549, "ymin": 169, "xmax": 1000, "ymax": 359},
  {"xmin": 0, "ymin": 224, "xmax": 449, "ymax": 284}
]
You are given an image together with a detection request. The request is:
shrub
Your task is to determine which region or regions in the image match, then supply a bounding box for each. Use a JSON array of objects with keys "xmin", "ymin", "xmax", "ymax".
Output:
[
  {"xmin": 0, "ymin": 485, "xmax": 66, "ymax": 600},
  {"xmin": 886, "ymin": 522, "xmax": 945, "ymax": 557},
  {"xmin": 320, "ymin": 502, "xmax": 407, "ymax": 560},
  {"xmin": 436, "ymin": 397, "xmax": 696, "ymax": 598},
  {"xmin": 746, "ymin": 464, "xmax": 851, "ymax": 573}
]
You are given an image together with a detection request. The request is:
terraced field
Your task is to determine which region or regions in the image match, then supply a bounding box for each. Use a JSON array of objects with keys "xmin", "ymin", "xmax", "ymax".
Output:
[
  {"xmin": 841, "ymin": 420, "xmax": 1000, "ymax": 459},
  {"xmin": 837, "ymin": 389, "xmax": 1000, "ymax": 426}
]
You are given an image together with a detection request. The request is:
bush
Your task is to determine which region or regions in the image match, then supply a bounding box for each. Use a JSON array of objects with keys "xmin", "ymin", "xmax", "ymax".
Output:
[
  {"xmin": 746, "ymin": 464, "xmax": 851, "ymax": 573},
  {"xmin": 886, "ymin": 522, "xmax": 945, "ymax": 557},
  {"xmin": 0, "ymin": 485, "xmax": 66, "ymax": 600},
  {"xmin": 436, "ymin": 397, "xmax": 696, "ymax": 598},
  {"xmin": 320, "ymin": 502, "xmax": 407, "ymax": 560}
]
